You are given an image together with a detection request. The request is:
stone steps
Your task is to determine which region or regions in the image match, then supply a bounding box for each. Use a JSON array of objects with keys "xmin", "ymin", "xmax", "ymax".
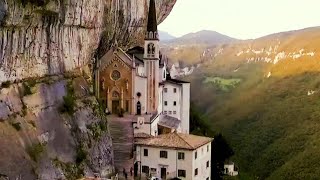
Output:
[{"xmin": 108, "ymin": 115, "xmax": 134, "ymax": 180}]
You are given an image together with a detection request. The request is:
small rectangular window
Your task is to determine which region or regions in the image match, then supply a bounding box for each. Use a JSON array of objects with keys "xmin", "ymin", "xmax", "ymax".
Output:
[
  {"xmin": 173, "ymin": 111, "xmax": 176, "ymax": 114},
  {"xmin": 169, "ymin": 111, "xmax": 172, "ymax": 114},
  {"xmin": 207, "ymin": 145, "xmax": 209, "ymax": 152},
  {"xmin": 178, "ymin": 152, "xmax": 185, "ymax": 160},
  {"xmin": 164, "ymin": 101, "xmax": 168, "ymax": 106},
  {"xmin": 195, "ymin": 151, "xmax": 197, "ymax": 159},
  {"xmin": 195, "ymin": 168, "xmax": 198, "ymax": 176},
  {"xmin": 174, "ymin": 88, "xmax": 177, "ymax": 93},
  {"xmin": 160, "ymin": 151, "xmax": 168, "ymax": 158},
  {"xmin": 164, "ymin": 88, "xmax": 168, "ymax": 93},
  {"xmin": 178, "ymin": 170, "xmax": 186, "ymax": 177},
  {"xmin": 144, "ymin": 149, "xmax": 148, "ymax": 157},
  {"xmin": 207, "ymin": 161, "xmax": 210, "ymax": 168},
  {"xmin": 142, "ymin": 166, "xmax": 149, "ymax": 174},
  {"xmin": 174, "ymin": 101, "xmax": 177, "ymax": 106},
  {"xmin": 164, "ymin": 111, "xmax": 167, "ymax": 115}
]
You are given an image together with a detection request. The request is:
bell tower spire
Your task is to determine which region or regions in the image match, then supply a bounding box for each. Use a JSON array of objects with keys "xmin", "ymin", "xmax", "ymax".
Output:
[
  {"xmin": 144, "ymin": 0, "xmax": 160, "ymax": 113},
  {"xmin": 146, "ymin": 0, "xmax": 158, "ymax": 39}
]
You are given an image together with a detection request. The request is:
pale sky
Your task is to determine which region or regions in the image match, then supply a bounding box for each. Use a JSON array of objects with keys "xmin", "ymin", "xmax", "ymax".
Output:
[{"xmin": 158, "ymin": 0, "xmax": 320, "ymax": 39}]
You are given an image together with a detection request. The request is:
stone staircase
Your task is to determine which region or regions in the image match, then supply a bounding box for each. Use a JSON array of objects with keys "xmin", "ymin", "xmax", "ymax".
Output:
[{"xmin": 108, "ymin": 115, "xmax": 134, "ymax": 180}]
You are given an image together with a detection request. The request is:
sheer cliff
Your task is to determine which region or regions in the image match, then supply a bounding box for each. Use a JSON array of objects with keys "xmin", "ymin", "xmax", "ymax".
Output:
[
  {"xmin": 0, "ymin": 0, "xmax": 176, "ymax": 179},
  {"xmin": 0, "ymin": 0, "xmax": 176, "ymax": 82}
]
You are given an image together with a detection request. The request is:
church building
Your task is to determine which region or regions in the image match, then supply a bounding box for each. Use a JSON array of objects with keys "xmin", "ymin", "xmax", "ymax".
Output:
[
  {"xmin": 94, "ymin": 0, "xmax": 190, "ymax": 135},
  {"xmin": 93, "ymin": 0, "xmax": 214, "ymax": 179}
]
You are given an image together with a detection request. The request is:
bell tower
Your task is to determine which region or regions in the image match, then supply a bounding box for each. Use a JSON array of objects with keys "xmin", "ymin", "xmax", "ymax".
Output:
[{"xmin": 144, "ymin": 0, "xmax": 160, "ymax": 113}]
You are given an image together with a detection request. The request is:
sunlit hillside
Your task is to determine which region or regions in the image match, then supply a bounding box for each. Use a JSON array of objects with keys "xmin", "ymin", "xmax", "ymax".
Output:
[{"xmin": 181, "ymin": 27, "xmax": 320, "ymax": 179}]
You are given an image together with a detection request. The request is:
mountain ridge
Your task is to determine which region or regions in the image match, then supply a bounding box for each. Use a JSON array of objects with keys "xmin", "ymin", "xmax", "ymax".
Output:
[
  {"xmin": 164, "ymin": 29, "xmax": 238, "ymax": 45},
  {"xmin": 169, "ymin": 26, "xmax": 320, "ymax": 179}
]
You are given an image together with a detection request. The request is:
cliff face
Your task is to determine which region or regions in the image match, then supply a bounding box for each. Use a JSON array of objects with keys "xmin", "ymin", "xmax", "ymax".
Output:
[
  {"xmin": 0, "ymin": 0, "xmax": 176, "ymax": 179},
  {"xmin": 0, "ymin": 0, "xmax": 176, "ymax": 82}
]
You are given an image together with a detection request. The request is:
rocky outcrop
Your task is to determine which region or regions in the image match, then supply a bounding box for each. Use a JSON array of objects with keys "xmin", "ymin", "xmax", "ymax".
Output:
[
  {"xmin": 0, "ymin": 0, "xmax": 176, "ymax": 82},
  {"xmin": 0, "ymin": 0, "xmax": 177, "ymax": 178},
  {"xmin": 0, "ymin": 75, "xmax": 114, "ymax": 179}
]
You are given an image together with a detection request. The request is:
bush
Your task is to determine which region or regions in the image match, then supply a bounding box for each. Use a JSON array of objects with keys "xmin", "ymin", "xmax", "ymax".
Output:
[
  {"xmin": 1, "ymin": 81, "xmax": 11, "ymax": 88},
  {"xmin": 60, "ymin": 84, "xmax": 75, "ymax": 115},
  {"xmin": 23, "ymin": 82, "xmax": 33, "ymax": 96},
  {"xmin": 11, "ymin": 122, "xmax": 22, "ymax": 131},
  {"xmin": 76, "ymin": 147, "xmax": 87, "ymax": 165},
  {"xmin": 99, "ymin": 120, "xmax": 107, "ymax": 132},
  {"xmin": 27, "ymin": 143, "xmax": 45, "ymax": 162},
  {"xmin": 21, "ymin": 103, "xmax": 27, "ymax": 116},
  {"xmin": 60, "ymin": 94, "xmax": 75, "ymax": 114},
  {"xmin": 27, "ymin": 79, "xmax": 37, "ymax": 87}
]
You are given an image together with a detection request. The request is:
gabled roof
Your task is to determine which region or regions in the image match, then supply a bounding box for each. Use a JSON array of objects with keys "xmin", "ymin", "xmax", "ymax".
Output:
[
  {"xmin": 158, "ymin": 115, "xmax": 180, "ymax": 129},
  {"xmin": 136, "ymin": 132, "xmax": 213, "ymax": 150},
  {"xmin": 98, "ymin": 47, "xmax": 134, "ymax": 71}
]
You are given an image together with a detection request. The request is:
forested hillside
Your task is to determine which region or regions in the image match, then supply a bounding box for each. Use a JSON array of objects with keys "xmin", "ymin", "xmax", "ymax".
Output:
[{"xmin": 181, "ymin": 27, "xmax": 320, "ymax": 179}]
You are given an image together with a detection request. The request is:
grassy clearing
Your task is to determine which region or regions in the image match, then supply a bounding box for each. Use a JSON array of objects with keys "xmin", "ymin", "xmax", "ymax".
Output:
[{"xmin": 203, "ymin": 77, "xmax": 242, "ymax": 92}]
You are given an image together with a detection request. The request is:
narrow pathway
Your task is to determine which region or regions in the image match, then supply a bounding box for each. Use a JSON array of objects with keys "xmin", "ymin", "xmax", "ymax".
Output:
[{"xmin": 108, "ymin": 115, "xmax": 134, "ymax": 180}]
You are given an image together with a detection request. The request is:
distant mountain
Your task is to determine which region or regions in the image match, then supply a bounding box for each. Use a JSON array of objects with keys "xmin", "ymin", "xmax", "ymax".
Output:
[
  {"xmin": 158, "ymin": 30, "xmax": 176, "ymax": 41},
  {"xmin": 166, "ymin": 30, "xmax": 237, "ymax": 45}
]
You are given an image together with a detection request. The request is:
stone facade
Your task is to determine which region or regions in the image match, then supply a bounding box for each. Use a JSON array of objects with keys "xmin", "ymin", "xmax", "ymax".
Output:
[{"xmin": 98, "ymin": 49, "xmax": 135, "ymax": 114}]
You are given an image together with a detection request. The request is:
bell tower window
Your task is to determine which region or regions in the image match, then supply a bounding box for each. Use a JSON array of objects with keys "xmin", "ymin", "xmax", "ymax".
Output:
[{"xmin": 147, "ymin": 43, "xmax": 155, "ymax": 56}]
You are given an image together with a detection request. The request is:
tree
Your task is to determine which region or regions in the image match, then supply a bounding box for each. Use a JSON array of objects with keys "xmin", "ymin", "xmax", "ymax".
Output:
[
  {"xmin": 189, "ymin": 104, "xmax": 234, "ymax": 179},
  {"xmin": 211, "ymin": 134, "xmax": 234, "ymax": 180}
]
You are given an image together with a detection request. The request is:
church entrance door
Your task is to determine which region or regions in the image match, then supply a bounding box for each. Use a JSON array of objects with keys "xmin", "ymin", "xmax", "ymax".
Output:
[
  {"xmin": 137, "ymin": 101, "xmax": 141, "ymax": 115},
  {"xmin": 112, "ymin": 100, "xmax": 120, "ymax": 114}
]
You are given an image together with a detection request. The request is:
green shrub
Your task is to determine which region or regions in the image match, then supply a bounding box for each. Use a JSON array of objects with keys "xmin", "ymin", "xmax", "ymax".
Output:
[
  {"xmin": 11, "ymin": 122, "xmax": 22, "ymax": 131},
  {"xmin": 60, "ymin": 84, "xmax": 75, "ymax": 115},
  {"xmin": 27, "ymin": 143, "xmax": 45, "ymax": 162},
  {"xmin": 27, "ymin": 79, "xmax": 37, "ymax": 87},
  {"xmin": 23, "ymin": 82, "xmax": 33, "ymax": 96},
  {"xmin": 30, "ymin": 121, "xmax": 36, "ymax": 128},
  {"xmin": 1, "ymin": 81, "xmax": 11, "ymax": 88},
  {"xmin": 21, "ymin": 103, "xmax": 27, "ymax": 116},
  {"xmin": 76, "ymin": 147, "xmax": 87, "ymax": 165},
  {"xmin": 87, "ymin": 121, "xmax": 107, "ymax": 140},
  {"xmin": 99, "ymin": 120, "xmax": 107, "ymax": 132}
]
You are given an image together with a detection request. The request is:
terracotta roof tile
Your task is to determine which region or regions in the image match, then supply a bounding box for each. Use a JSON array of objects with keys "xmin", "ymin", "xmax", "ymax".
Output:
[{"xmin": 136, "ymin": 132, "xmax": 213, "ymax": 150}]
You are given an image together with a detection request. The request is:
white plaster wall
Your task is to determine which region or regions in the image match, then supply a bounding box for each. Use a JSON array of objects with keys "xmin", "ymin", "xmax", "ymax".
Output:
[
  {"xmin": 137, "ymin": 65, "xmax": 145, "ymax": 77},
  {"xmin": 151, "ymin": 115, "xmax": 161, "ymax": 136},
  {"xmin": 224, "ymin": 164, "xmax": 238, "ymax": 176},
  {"xmin": 133, "ymin": 122, "xmax": 151, "ymax": 135},
  {"xmin": 136, "ymin": 146, "xmax": 193, "ymax": 179},
  {"xmin": 159, "ymin": 67, "xmax": 166, "ymax": 82},
  {"xmin": 157, "ymin": 86, "xmax": 163, "ymax": 114},
  {"xmin": 135, "ymin": 76, "xmax": 147, "ymax": 114},
  {"xmin": 144, "ymin": 40, "xmax": 160, "ymax": 59},
  {"xmin": 136, "ymin": 143, "xmax": 211, "ymax": 180},
  {"xmin": 162, "ymin": 83, "xmax": 181, "ymax": 120},
  {"xmin": 192, "ymin": 142, "xmax": 211, "ymax": 180},
  {"xmin": 181, "ymin": 83, "xmax": 190, "ymax": 134}
]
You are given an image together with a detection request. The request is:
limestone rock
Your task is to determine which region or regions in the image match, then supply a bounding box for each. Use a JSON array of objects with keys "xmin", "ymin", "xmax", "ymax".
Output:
[{"xmin": 0, "ymin": 0, "xmax": 177, "ymax": 82}]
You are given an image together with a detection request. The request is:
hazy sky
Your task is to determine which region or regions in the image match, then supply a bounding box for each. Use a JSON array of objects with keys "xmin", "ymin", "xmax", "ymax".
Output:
[{"xmin": 158, "ymin": 0, "xmax": 320, "ymax": 39}]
